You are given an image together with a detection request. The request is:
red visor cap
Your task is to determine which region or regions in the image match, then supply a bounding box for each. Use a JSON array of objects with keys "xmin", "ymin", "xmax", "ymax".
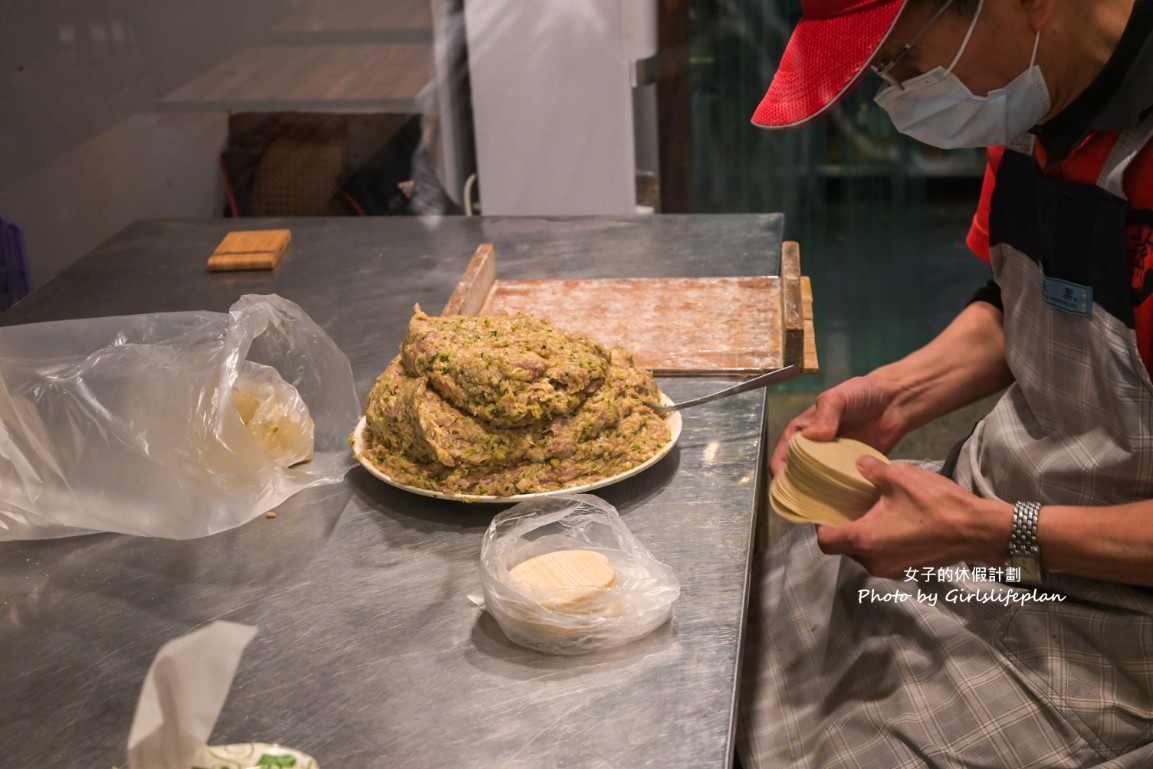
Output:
[{"xmin": 752, "ymin": 0, "xmax": 907, "ymax": 129}]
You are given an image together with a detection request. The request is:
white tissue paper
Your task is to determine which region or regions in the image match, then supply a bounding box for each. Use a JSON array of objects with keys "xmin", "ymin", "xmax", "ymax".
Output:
[
  {"xmin": 126, "ymin": 621, "xmax": 317, "ymax": 769},
  {"xmin": 128, "ymin": 621, "xmax": 256, "ymax": 769}
]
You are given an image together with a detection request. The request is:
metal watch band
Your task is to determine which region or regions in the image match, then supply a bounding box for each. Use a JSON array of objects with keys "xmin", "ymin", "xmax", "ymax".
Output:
[{"xmin": 1009, "ymin": 501, "xmax": 1041, "ymax": 558}]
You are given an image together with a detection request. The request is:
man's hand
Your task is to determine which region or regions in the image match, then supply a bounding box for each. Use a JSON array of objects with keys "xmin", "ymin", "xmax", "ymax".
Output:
[
  {"xmin": 816, "ymin": 458, "xmax": 1012, "ymax": 578},
  {"xmin": 770, "ymin": 301, "xmax": 1013, "ymax": 478},
  {"xmin": 770, "ymin": 377, "xmax": 909, "ymax": 476}
]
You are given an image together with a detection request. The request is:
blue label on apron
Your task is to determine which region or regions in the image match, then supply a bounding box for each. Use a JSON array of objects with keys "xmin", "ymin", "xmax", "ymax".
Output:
[{"xmin": 1041, "ymin": 276, "xmax": 1093, "ymax": 317}]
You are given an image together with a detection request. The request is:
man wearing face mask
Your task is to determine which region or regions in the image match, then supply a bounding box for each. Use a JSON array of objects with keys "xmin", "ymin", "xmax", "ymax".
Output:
[{"xmin": 738, "ymin": 1, "xmax": 1153, "ymax": 767}]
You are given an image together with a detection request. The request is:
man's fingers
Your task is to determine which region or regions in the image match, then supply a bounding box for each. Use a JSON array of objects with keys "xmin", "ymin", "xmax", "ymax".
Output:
[
  {"xmin": 801, "ymin": 412, "xmax": 839, "ymax": 441},
  {"xmin": 815, "ymin": 522, "xmax": 853, "ymax": 555},
  {"xmin": 856, "ymin": 455, "xmax": 890, "ymax": 487}
]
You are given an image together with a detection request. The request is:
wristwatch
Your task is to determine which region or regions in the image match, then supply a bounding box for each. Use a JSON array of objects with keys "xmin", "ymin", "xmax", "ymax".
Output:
[{"xmin": 1007, "ymin": 501, "xmax": 1043, "ymax": 584}]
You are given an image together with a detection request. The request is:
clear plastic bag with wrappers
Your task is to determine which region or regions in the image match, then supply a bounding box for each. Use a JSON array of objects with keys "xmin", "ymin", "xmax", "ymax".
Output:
[
  {"xmin": 0, "ymin": 293, "xmax": 359, "ymax": 540},
  {"xmin": 479, "ymin": 494, "xmax": 680, "ymax": 655}
]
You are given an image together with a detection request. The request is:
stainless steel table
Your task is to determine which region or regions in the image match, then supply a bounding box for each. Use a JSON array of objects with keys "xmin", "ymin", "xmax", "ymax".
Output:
[{"xmin": 0, "ymin": 214, "xmax": 785, "ymax": 768}]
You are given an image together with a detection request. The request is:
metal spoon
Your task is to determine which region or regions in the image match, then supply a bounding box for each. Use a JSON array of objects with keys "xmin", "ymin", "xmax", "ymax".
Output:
[{"xmin": 646, "ymin": 364, "xmax": 801, "ymax": 414}]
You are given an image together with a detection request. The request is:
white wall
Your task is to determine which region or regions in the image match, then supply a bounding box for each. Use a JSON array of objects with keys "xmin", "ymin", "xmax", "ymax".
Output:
[{"xmin": 463, "ymin": 0, "xmax": 657, "ymax": 216}]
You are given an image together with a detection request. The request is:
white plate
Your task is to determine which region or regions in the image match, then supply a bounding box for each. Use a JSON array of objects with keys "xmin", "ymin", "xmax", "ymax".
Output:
[{"xmin": 351, "ymin": 395, "xmax": 682, "ymax": 503}]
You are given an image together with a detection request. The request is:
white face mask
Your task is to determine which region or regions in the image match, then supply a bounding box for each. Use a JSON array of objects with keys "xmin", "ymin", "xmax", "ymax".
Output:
[{"xmin": 873, "ymin": 0, "xmax": 1051, "ymax": 149}]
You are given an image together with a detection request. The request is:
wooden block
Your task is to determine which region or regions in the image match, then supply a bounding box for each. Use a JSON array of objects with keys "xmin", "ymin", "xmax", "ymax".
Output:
[
  {"xmin": 442, "ymin": 243, "xmax": 496, "ymax": 315},
  {"xmin": 780, "ymin": 240, "xmax": 805, "ymax": 369},
  {"xmin": 207, "ymin": 229, "xmax": 291, "ymax": 271},
  {"xmin": 801, "ymin": 276, "xmax": 820, "ymax": 374}
]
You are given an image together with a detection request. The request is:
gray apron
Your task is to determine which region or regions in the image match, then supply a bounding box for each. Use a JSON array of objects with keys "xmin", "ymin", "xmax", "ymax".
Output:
[
  {"xmin": 738, "ymin": 119, "xmax": 1153, "ymax": 769},
  {"xmin": 952, "ymin": 121, "xmax": 1153, "ymax": 507}
]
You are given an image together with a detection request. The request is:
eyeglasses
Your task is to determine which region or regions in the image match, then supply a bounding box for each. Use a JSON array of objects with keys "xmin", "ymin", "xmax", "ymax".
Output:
[{"xmin": 872, "ymin": 0, "xmax": 957, "ymax": 88}]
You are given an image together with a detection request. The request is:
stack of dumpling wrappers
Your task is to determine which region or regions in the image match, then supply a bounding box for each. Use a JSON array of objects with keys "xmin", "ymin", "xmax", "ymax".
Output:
[
  {"xmin": 508, "ymin": 549, "xmax": 617, "ymax": 613},
  {"xmin": 770, "ymin": 434, "xmax": 890, "ymax": 526}
]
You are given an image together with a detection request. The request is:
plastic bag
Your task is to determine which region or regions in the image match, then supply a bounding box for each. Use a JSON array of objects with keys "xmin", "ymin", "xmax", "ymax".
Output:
[
  {"xmin": 478, "ymin": 494, "xmax": 680, "ymax": 655},
  {"xmin": 0, "ymin": 294, "xmax": 359, "ymax": 539},
  {"xmin": 232, "ymin": 360, "xmax": 315, "ymax": 468}
]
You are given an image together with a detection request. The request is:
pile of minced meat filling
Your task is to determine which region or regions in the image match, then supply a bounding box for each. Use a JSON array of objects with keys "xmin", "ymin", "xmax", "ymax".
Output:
[{"xmin": 360, "ymin": 306, "xmax": 671, "ymax": 496}]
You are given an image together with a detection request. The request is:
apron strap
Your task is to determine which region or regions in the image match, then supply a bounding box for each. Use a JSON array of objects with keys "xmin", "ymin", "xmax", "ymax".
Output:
[
  {"xmin": 1097, "ymin": 109, "xmax": 1153, "ymax": 199},
  {"xmin": 1005, "ymin": 131, "xmax": 1042, "ymax": 156},
  {"xmin": 1006, "ymin": 132, "xmax": 1036, "ymax": 156},
  {"xmin": 1005, "ymin": 113, "xmax": 1153, "ymax": 201}
]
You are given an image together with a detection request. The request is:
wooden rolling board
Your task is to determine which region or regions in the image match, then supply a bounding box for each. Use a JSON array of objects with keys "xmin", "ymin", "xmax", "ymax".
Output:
[{"xmin": 443, "ymin": 243, "xmax": 819, "ymax": 376}]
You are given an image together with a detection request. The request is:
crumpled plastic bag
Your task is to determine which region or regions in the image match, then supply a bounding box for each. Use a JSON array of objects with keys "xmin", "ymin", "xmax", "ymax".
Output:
[
  {"xmin": 232, "ymin": 360, "xmax": 315, "ymax": 468},
  {"xmin": 0, "ymin": 293, "xmax": 359, "ymax": 540},
  {"xmin": 478, "ymin": 494, "xmax": 680, "ymax": 655}
]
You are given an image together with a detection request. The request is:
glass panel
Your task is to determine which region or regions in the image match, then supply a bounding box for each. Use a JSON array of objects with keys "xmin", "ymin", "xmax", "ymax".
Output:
[
  {"xmin": 688, "ymin": 0, "xmax": 994, "ymax": 388},
  {"xmin": 0, "ymin": 0, "xmax": 460, "ymax": 292}
]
